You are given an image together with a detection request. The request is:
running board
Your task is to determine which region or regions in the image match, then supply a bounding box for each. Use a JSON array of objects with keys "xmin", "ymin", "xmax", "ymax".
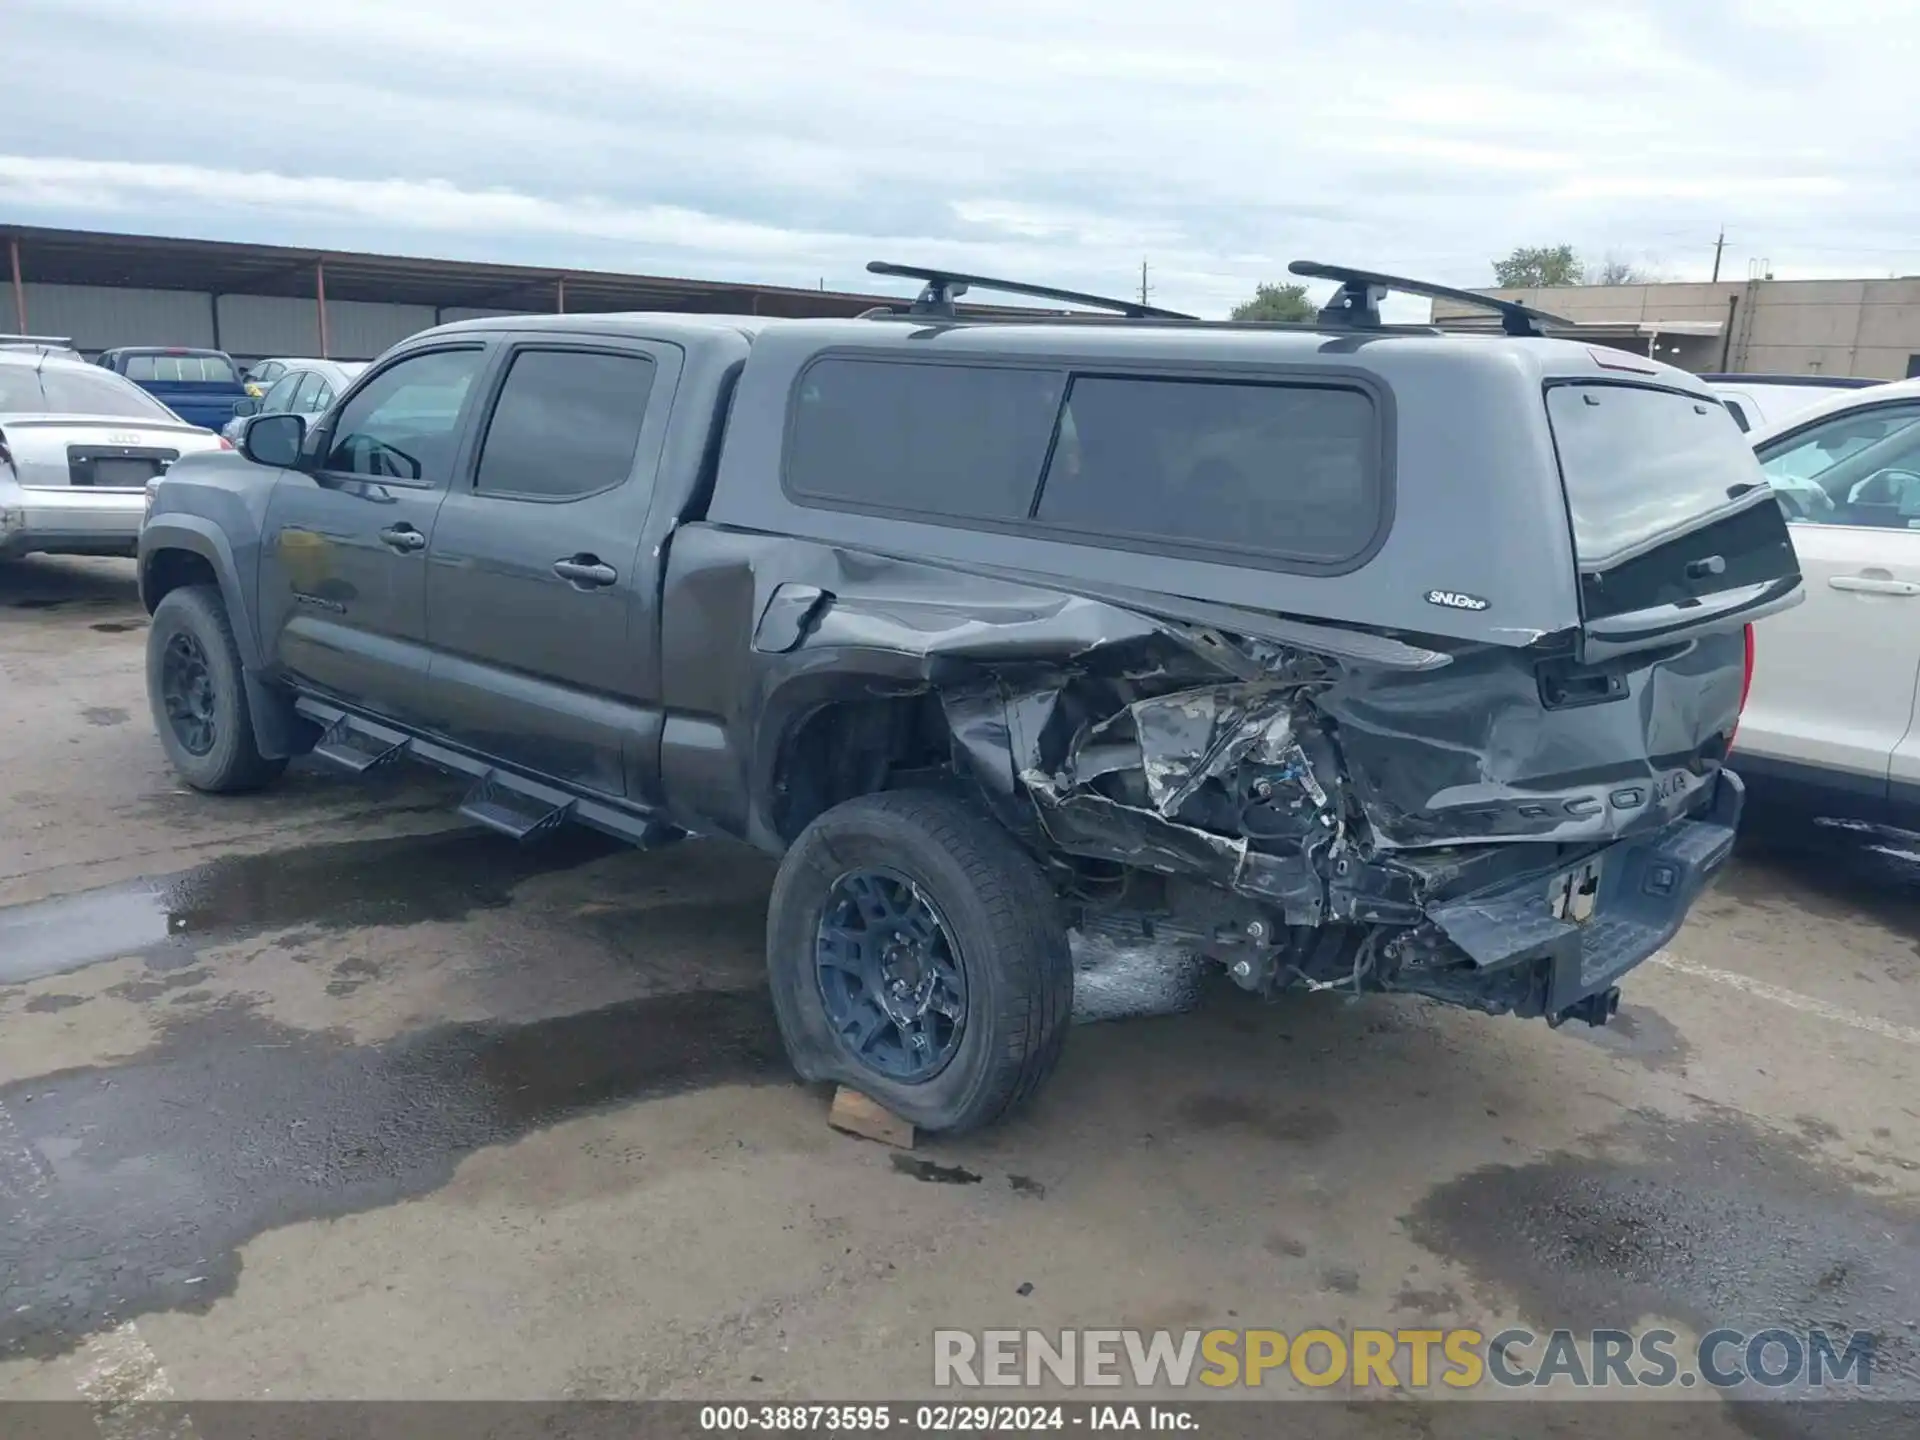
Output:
[
  {"xmin": 291, "ymin": 695, "xmax": 686, "ymax": 850},
  {"xmin": 459, "ymin": 772, "xmax": 575, "ymax": 842},
  {"xmin": 310, "ymin": 712, "xmax": 411, "ymax": 774}
]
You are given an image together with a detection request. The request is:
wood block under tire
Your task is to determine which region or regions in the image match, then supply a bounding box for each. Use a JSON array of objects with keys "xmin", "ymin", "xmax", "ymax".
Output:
[{"xmin": 829, "ymin": 1086, "xmax": 916, "ymax": 1149}]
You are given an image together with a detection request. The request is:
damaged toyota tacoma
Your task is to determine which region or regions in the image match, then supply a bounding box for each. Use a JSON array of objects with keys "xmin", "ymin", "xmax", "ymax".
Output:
[{"xmin": 136, "ymin": 261, "xmax": 1802, "ymax": 1132}]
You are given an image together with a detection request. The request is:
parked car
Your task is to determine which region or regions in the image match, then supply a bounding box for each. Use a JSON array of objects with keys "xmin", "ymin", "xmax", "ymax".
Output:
[
  {"xmin": 95, "ymin": 347, "xmax": 248, "ymax": 431},
  {"xmin": 0, "ymin": 350, "xmax": 227, "ymax": 560},
  {"xmin": 1703, "ymin": 373, "xmax": 1882, "ymax": 433},
  {"xmin": 222, "ymin": 361, "xmax": 366, "ymax": 442},
  {"xmin": 1737, "ymin": 377, "xmax": 1920, "ymax": 815},
  {"xmin": 137, "ymin": 260, "xmax": 1793, "ymax": 1131},
  {"xmin": 241, "ymin": 356, "xmax": 326, "ymax": 398},
  {"xmin": 0, "ymin": 333, "xmax": 85, "ymax": 362}
]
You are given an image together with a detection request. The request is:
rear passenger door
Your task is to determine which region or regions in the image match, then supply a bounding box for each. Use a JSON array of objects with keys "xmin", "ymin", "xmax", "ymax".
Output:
[{"xmin": 423, "ymin": 337, "xmax": 679, "ymax": 797}]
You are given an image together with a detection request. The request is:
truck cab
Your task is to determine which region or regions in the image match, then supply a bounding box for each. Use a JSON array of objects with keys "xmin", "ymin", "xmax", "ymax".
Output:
[{"xmin": 97, "ymin": 347, "xmax": 249, "ymax": 432}]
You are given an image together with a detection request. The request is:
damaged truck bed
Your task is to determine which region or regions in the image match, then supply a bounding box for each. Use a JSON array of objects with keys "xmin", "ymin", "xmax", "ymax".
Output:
[
  {"xmin": 761, "ymin": 557, "xmax": 1750, "ymax": 1030},
  {"xmin": 141, "ymin": 258, "xmax": 1801, "ymax": 1131}
]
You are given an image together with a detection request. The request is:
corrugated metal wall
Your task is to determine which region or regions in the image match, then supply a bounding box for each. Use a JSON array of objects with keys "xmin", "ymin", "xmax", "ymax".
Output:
[
  {"xmin": 15, "ymin": 282, "xmax": 452, "ymax": 361},
  {"xmin": 19, "ymin": 283, "xmax": 216, "ymax": 349}
]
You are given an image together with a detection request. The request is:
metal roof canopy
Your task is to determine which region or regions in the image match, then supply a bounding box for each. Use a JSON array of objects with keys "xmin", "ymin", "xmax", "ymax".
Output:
[{"xmin": 0, "ymin": 222, "xmax": 1018, "ymax": 320}]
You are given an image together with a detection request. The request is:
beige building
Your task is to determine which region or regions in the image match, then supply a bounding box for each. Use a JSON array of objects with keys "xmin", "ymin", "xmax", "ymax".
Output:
[{"xmin": 1430, "ymin": 277, "xmax": 1920, "ymax": 380}]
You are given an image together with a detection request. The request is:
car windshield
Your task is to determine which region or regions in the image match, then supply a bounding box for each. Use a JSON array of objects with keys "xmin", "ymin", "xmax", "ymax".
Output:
[
  {"xmin": 124, "ymin": 352, "xmax": 238, "ymax": 383},
  {"xmin": 0, "ymin": 364, "xmax": 176, "ymax": 420}
]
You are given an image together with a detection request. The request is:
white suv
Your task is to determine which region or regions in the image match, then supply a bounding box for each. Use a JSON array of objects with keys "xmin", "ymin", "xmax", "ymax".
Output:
[{"xmin": 1739, "ymin": 378, "xmax": 1920, "ymax": 813}]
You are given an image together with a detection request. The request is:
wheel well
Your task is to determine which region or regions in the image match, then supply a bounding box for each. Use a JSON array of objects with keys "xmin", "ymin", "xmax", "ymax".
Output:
[
  {"xmin": 141, "ymin": 548, "xmax": 219, "ymax": 614},
  {"xmin": 772, "ymin": 694, "xmax": 954, "ymax": 842}
]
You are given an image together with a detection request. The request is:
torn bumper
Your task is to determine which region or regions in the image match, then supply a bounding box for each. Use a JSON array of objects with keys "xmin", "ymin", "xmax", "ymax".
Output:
[{"xmin": 1414, "ymin": 769, "xmax": 1743, "ymax": 1019}]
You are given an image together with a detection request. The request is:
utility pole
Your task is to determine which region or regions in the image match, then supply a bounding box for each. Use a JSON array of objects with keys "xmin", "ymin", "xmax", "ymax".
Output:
[
  {"xmin": 1711, "ymin": 227, "xmax": 1726, "ymax": 283},
  {"xmin": 1138, "ymin": 259, "xmax": 1151, "ymax": 308}
]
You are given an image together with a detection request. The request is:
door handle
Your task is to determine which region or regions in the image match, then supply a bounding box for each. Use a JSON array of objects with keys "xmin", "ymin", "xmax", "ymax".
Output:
[
  {"xmin": 552, "ymin": 555, "xmax": 618, "ymax": 588},
  {"xmin": 378, "ymin": 524, "xmax": 426, "ymax": 553},
  {"xmin": 1828, "ymin": 575, "xmax": 1920, "ymax": 596}
]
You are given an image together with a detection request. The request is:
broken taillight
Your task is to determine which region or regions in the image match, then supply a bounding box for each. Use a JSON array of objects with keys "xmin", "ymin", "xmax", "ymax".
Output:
[{"xmin": 1729, "ymin": 622, "xmax": 1755, "ymax": 750}]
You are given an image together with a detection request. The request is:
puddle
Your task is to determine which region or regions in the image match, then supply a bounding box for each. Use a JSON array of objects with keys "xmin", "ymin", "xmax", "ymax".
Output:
[
  {"xmin": 0, "ymin": 825, "xmax": 623, "ymax": 986},
  {"xmin": 0, "ymin": 987, "xmax": 786, "ymax": 1359},
  {"xmin": 1405, "ymin": 1106, "xmax": 1920, "ymax": 1401},
  {"xmin": 891, "ymin": 1155, "xmax": 981, "ymax": 1185}
]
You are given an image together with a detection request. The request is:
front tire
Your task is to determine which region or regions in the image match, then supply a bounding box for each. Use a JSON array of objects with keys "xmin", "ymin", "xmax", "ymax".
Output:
[
  {"xmin": 145, "ymin": 584, "xmax": 287, "ymax": 794},
  {"xmin": 766, "ymin": 790, "xmax": 1072, "ymax": 1133}
]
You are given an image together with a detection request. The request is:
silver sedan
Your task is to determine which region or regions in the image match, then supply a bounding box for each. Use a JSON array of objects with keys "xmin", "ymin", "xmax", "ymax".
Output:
[{"xmin": 0, "ymin": 352, "xmax": 227, "ymax": 560}]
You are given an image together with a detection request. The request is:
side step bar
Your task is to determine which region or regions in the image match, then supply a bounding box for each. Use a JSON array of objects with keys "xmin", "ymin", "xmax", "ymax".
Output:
[
  {"xmin": 312, "ymin": 713, "xmax": 411, "ymax": 774},
  {"xmin": 459, "ymin": 772, "xmax": 574, "ymax": 842},
  {"xmin": 293, "ymin": 696, "xmax": 684, "ymax": 850}
]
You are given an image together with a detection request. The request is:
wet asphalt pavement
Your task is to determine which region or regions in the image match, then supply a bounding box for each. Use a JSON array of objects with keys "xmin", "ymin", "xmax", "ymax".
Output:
[{"xmin": 2, "ymin": 556, "xmax": 1919, "ymax": 1437}]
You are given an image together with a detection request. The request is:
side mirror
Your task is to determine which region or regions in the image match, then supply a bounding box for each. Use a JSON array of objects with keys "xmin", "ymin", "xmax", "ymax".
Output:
[
  {"xmin": 232, "ymin": 397, "xmax": 260, "ymax": 417},
  {"xmin": 241, "ymin": 412, "xmax": 307, "ymax": 468}
]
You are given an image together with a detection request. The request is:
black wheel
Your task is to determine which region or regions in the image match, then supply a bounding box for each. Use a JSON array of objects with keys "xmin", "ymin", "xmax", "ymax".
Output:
[
  {"xmin": 767, "ymin": 790, "xmax": 1072, "ymax": 1133},
  {"xmin": 145, "ymin": 584, "xmax": 287, "ymax": 793}
]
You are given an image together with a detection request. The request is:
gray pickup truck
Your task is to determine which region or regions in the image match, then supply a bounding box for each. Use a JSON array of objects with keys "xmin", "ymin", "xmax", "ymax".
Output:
[{"xmin": 137, "ymin": 262, "xmax": 1800, "ymax": 1132}]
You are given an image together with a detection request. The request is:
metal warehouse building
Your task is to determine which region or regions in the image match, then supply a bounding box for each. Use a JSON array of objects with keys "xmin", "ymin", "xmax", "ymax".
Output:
[
  {"xmin": 1432, "ymin": 276, "xmax": 1920, "ymax": 380},
  {"xmin": 2, "ymin": 224, "xmax": 950, "ymax": 363}
]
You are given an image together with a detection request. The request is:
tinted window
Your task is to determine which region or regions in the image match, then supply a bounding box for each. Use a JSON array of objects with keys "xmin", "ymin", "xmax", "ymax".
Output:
[
  {"xmin": 260, "ymin": 373, "xmax": 303, "ymax": 412},
  {"xmin": 1035, "ymin": 376, "xmax": 1380, "ymax": 563},
  {"xmin": 786, "ymin": 358, "xmax": 1062, "ymax": 520},
  {"xmin": 0, "ymin": 364, "xmax": 174, "ymax": 420},
  {"xmin": 249, "ymin": 361, "xmax": 284, "ymax": 385},
  {"xmin": 287, "ymin": 372, "xmax": 324, "ymax": 414},
  {"xmin": 322, "ymin": 348, "xmax": 485, "ymax": 486},
  {"xmin": 1548, "ymin": 384, "xmax": 1766, "ymax": 564},
  {"xmin": 474, "ymin": 350, "xmax": 656, "ymax": 500},
  {"xmin": 123, "ymin": 353, "xmax": 237, "ymax": 383},
  {"xmin": 1758, "ymin": 402, "xmax": 1920, "ymax": 529},
  {"xmin": 1547, "ymin": 382, "xmax": 1796, "ymax": 620},
  {"xmin": 306, "ymin": 380, "xmax": 334, "ymax": 414}
]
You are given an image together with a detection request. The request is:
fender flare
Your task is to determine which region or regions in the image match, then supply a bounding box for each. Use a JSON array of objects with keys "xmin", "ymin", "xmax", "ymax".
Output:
[
  {"xmin": 138, "ymin": 517, "xmax": 309, "ymax": 759},
  {"xmin": 139, "ymin": 515, "xmax": 263, "ymax": 668}
]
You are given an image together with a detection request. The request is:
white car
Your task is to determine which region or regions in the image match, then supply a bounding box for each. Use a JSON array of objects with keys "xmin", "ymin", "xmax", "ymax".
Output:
[
  {"xmin": 1704, "ymin": 373, "xmax": 1882, "ymax": 434},
  {"xmin": 1737, "ymin": 377, "xmax": 1920, "ymax": 813},
  {"xmin": 0, "ymin": 350, "xmax": 228, "ymax": 561}
]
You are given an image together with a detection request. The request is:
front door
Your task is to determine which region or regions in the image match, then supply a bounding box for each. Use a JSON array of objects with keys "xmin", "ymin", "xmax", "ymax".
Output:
[
  {"xmin": 1747, "ymin": 398, "xmax": 1920, "ymax": 799},
  {"xmin": 422, "ymin": 338, "xmax": 675, "ymax": 796},
  {"xmin": 256, "ymin": 344, "xmax": 491, "ymax": 728}
]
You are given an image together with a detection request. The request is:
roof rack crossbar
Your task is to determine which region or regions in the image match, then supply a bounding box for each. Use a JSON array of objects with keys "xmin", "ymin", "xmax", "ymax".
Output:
[
  {"xmin": 865, "ymin": 261, "xmax": 1196, "ymax": 321},
  {"xmin": 1288, "ymin": 261, "xmax": 1573, "ymax": 337},
  {"xmin": 0, "ymin": 334, "xmax": 76, "ymax": 346}
]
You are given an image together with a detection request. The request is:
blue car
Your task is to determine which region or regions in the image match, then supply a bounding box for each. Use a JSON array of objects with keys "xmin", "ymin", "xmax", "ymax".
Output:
[{"xmin": 95, "ymin": 347, "xmax": 249, "ymax": 431}]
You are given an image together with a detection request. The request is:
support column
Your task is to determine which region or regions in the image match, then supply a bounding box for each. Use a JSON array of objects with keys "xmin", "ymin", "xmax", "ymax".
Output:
[
  {"xmin": 316, "ymin": 258, "xmax": 331, "ymax": 358},
  {"xmin": 556, "ymin": 275, "xmax": 566, "ymax": 314},
  {"xmin": 8, "ymin": 237, "xmax": 25, "ymax": 334}
]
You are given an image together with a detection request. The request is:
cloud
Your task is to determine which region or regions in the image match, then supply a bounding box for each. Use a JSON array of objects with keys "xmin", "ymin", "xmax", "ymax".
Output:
[{"xmin": 1, "ymin": 0, "xmax": 1917, "ymax": 314}]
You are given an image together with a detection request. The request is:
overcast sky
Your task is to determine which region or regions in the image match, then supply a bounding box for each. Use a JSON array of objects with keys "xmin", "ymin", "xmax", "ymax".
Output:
[{"xmin": 4, "ymin": 0, "xmax": 1917, "ymax": 317}]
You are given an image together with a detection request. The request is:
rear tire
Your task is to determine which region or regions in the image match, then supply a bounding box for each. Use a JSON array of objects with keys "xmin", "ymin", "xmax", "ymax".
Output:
[
  {"xmin": 766, "ymin": 790, "xmax": 1072, "ymax": 1133},
  {"xmin": 145, "ymin": 584, "xmax": 287, "ymax": 794}
]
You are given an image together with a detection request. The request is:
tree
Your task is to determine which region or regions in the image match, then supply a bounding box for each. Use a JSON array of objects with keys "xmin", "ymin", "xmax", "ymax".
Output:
[
  {"xmin": 1492, "ymin": 245, "xmax": 1582, "ymax": 288},
  {"xmin": 1231, "ymin": 282, "xmax": 1316, "ymax": 322},
  {"xmin": 1586, "ymin": 255, "xmax": 1653, "ymax": 286}
]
